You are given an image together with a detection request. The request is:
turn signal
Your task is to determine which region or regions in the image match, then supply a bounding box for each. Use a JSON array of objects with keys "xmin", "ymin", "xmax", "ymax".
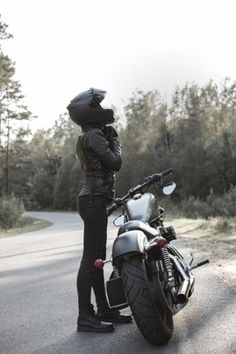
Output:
[
  {"xmin": 94, "ymin": 259, "xmax": 104, "ymax": 269},
  {"xmin": 155, "ymin": 237, "xmax": 167, "ymax": 248}
]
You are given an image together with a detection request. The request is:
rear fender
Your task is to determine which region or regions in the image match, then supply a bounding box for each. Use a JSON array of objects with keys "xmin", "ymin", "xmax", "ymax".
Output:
[{"xmin": 112, "ymin": 230, "xmax": 148, "ymax": 260}]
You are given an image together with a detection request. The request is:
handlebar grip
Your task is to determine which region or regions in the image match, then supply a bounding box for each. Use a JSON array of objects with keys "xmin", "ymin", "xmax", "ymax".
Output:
[
  {"xmin": 162, "ymin": 168, "xmax": 173, "ymax": 177},
  {"xmin": 107, "ymin": 203, "xmax": 118, "ymax": 216},
  {"xmin": 152, "ymin": 173, "xmax": 162, "ymax": 182},
  {"xmin": 152, "ymin": 168, "xmax": 173, "ymax": 182}
]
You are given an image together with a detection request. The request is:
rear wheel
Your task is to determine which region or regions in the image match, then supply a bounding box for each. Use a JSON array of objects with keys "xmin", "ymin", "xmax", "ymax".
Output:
[{"xmin": 121, "ymin": 256, "xmax": 173, "ymax": 345}]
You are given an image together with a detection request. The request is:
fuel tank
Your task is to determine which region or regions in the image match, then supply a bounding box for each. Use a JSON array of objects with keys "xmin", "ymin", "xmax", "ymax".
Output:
[{"xmin": 126, "ymin": 192, "xmax": 159, "ymax": 222}]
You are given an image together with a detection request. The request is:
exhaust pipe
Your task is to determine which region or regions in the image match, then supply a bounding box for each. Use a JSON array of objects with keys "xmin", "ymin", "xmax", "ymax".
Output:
[
  {"xmin": 169, "ymin": 255, "xmax": 195, "ymax": 304},
  {"xmin": 177, "ymin": 275, "xmax": 195, "ymax": 304}
]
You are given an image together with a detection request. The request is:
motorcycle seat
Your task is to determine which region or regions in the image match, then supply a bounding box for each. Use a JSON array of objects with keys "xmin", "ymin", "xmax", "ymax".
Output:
[{"xmin": 118, "ymin": 220, "xmax": 158, "ymax": 240}]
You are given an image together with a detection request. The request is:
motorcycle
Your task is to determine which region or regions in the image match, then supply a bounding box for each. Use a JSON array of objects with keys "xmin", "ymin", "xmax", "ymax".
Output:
[{"xmin": 94, "ymin": 168, "xmax": 209, "ymax": 345}]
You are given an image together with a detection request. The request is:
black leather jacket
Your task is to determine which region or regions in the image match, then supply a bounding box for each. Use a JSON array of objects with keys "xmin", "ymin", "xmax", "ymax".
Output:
[{"xmin": 76, "ymin": 126, "xmax": 122, "ymax": 200}]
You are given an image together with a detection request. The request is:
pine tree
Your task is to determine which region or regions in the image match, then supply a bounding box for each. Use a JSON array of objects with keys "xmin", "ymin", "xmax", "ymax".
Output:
[{"xmin": 0, "ymin": 15, "xmax": 32, "ymax": 195}]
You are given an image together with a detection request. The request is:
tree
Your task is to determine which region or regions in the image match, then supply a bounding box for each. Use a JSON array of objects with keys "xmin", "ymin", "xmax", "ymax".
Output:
[
  {"xmin": 26, "ymin": 114, "xmax": 81, "ymax": 210},
  {"xmin": 0, "ymin": 15, "xmax": 32, "ymax": 196},
  {"xmin": 9, "ymin": 128, "xmax": 33, "ymax": 205},
  {"xmin": 117, "ymin": 90, "xmax": 171, "ymax": 196},
  {"xmin": 52, "ymin": 114, "xmax": 81, "ymax": 210},
  {"xmin": 26, "ymin": 129, "xmax": 61, "ymax": 209},
  {"xmin": 116, "ymin": 80, "xmax": 236, "ymax": 203}
]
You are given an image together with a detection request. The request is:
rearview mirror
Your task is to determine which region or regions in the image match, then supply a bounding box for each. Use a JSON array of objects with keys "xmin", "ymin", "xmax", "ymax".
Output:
[
  {"xmin": 113, "ymin": 215, "xmax": 126, "ymax": 227},
  {"xmin": 162, "ymin": 182, "xmax": 176, "ymax": 195}
]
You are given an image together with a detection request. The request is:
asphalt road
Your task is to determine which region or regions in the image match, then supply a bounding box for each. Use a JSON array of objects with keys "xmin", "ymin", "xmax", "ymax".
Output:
[{"xmin": 0, "ymin": 212, "xmax": 235, "ymax": 354}]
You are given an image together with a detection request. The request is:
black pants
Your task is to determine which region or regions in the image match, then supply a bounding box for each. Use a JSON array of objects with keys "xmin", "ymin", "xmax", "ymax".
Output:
[{"xmin": 77, "ymin": 195, "xmax": 110, "ymax": 314}]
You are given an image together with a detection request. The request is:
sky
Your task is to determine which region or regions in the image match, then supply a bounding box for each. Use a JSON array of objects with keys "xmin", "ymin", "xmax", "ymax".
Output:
[{"xmin": 1, "ymin": 0, "xmax": 236, "ymax": 130}]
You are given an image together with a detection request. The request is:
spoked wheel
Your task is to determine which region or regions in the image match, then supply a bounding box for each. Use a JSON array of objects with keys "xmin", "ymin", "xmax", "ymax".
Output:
[{"xmin": 121, "ymin": 256, "xmax": 173, "ymax": 345}]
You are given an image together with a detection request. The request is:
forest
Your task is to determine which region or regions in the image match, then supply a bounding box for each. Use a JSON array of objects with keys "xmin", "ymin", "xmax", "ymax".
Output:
[{"xmin": 1, "ymin": 16, "xmax": 236, "ymax": 224}]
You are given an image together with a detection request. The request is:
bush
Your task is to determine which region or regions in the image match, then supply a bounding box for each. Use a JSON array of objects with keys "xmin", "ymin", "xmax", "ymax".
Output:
[
  {"xmin": 214, "ymin": 218, "xmax": 233, "ymax": 233},
  {"xmin": 179, "ymin": 186, "xmax": 236, "ymax": 219},
  {"xmin": 206, "ymin": 186, "xmax": 236, "ymax": 217},
  {"xmin": 180, "ymin": 196, "xmax": 209, "ymax": 219},
  {"xmin": 0, "ymin": 195, "xmax": 25, "ymax": 230}
]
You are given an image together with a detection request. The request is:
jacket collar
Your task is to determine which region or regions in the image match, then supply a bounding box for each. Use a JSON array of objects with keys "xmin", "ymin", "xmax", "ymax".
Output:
[{"xmin": 81, "ymin": 123, "xmax": 105, "ymax": 132}]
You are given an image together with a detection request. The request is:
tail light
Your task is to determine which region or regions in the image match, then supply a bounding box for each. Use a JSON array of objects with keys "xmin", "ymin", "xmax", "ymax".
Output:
[
  {"xmin": 94, "ymin": 258, "xmax": 111, "ymax": 269},
  {"xmin": 155, "ymin": 236, "xmax": 167, "ymax": 248},
  {"xmin": 94, "ymin": 259, "xmax": 104, "ymax": 269},
  {"xmin": 145, "ymin": 236, "xmax": 167, "ymax": 252}
]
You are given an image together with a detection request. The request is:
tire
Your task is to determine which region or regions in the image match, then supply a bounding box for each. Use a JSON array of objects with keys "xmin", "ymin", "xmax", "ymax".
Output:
[{"xmin": 121, "ymin": 256, "xmax": 173, "ymax": 345}]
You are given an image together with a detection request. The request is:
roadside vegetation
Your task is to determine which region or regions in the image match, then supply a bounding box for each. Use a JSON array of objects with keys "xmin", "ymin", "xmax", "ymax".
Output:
[
  {"xmin": 0, "ymin": 194, "xmax": 24, "ymax": 230},
  {"xmin": 0, "ymin": 195, "xmax": 52, "ymax": 237},
  {"xmin": 166, "ymin": 216, "xmax": 236, "ymax": 250},
  {"xmin": 0, "ymin": 215, "xmax": 52, "ymax": 238},
  {"xmin": 162, "ymin": 195, "xmax": 236, "ymax": 251}
]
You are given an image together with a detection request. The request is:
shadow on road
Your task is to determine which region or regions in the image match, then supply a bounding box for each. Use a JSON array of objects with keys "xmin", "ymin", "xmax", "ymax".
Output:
[{"xmin": 0, "ymin": 243, "xmax": 81, "ymax": 259}]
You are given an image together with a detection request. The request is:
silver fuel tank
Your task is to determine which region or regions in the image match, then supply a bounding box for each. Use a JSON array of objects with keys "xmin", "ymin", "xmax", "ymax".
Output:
[{"xmin": 126, "ymin": 193, "xmax": 159, "ymax": 222}]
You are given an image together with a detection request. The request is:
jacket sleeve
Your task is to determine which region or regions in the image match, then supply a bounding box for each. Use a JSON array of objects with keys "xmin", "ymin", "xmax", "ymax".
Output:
[{"xmin": 88, "ymin": 129, "xmax": 122, "ymax": 171}]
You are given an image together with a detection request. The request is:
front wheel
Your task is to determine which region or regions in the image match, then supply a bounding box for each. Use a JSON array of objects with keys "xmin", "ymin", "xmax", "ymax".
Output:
[{"xmin": 121, "ymin": 256, "xmax": 173, "ymax": 345}]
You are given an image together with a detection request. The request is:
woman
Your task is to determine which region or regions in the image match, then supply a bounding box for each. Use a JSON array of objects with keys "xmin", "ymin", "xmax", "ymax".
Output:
[{"xmin": 67, "ymin": 88, "xmax": 131, "ymax": 333}]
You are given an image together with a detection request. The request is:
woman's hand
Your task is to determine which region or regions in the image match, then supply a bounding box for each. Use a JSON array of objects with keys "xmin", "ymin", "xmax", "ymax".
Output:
[{"xmin": 102, "ymin": 126, "xmax": 118, "ymax": 139}]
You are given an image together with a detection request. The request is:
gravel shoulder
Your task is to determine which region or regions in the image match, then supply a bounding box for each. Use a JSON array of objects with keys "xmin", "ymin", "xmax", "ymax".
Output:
[{"xmin": 175, "ymin": 228, "xmax": 236, "ymax": 291}]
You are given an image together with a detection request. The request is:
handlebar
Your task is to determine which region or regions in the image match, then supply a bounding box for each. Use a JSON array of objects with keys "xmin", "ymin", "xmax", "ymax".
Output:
[
  {"xmin": 107, "ymin": 203, "xmax": 119, "ymax": 216},
  {"xmin": 107, "ymin": 168, "xmax": 173, "ymax": 216}
]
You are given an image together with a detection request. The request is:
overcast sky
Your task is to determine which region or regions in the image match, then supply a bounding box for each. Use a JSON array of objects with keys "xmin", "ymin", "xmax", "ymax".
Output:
[{"xmin": 1, "ymin": 0, "xmax": 236, "ymax": 130}]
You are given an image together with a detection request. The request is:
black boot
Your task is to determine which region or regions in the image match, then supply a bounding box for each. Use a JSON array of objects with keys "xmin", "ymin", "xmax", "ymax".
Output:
[
  {"xmin": 77, "ymin": 306, "xmax": 114, "ymax": 333},
  {"xmin": 96, "ymin": 308, "xmax": 132, "ymax": 324}
]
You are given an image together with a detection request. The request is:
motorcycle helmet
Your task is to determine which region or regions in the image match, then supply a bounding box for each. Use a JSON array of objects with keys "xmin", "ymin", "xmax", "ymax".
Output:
[{"xmin": 67, "ymin": 88, "xmax": 114, "ymax": 126}]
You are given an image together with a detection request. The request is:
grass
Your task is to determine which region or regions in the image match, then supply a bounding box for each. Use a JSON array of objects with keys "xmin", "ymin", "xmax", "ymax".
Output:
[
  {"xmin": 166, "ymin": 216, "xmax": 236, "ymax": 250},
  {"xmin": 0, "ymin": 216, "xmax": 52, "ymax": 238}
]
